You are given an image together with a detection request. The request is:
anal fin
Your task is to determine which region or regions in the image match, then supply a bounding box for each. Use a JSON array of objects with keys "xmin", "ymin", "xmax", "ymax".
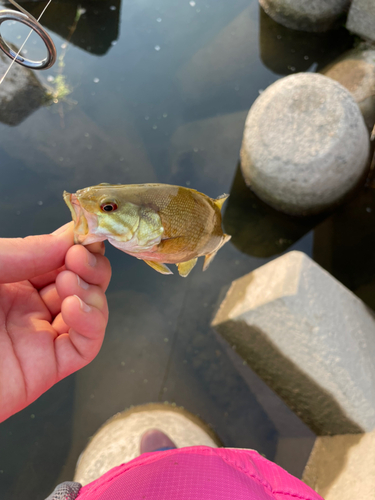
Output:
[
  {"xmin": 144, "ymin": 260, "xmax": 173, "ymax": 275},
  {"xmin": 203, "ymin": 234, "xmax": 231, "ymax": 271},
  {"xmin": 177, "ymin": 258, "xmax": 198, "ymax": 277}
]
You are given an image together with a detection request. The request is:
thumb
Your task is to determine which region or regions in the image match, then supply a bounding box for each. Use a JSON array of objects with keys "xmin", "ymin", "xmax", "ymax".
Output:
[{"xmin": 0, "ymin": 222, "xmax": 74, "ymax": 284}]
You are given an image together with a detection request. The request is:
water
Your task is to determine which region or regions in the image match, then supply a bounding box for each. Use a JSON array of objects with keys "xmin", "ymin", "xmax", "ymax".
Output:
[{"xmin": 0, "ymin": 0, "xmax": 369, "ymax": 498}]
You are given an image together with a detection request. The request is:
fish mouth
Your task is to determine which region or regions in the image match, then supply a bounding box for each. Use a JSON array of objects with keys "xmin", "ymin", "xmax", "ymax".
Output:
[{"xmin": 63, "ymin": 191, "xmax": 90, "ymax": 244}]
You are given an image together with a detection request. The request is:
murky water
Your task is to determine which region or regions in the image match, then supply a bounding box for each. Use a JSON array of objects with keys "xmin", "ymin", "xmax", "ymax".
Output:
[{"xmin": 0, "ymin": 0, "xmax": 371, "ymax": 498}]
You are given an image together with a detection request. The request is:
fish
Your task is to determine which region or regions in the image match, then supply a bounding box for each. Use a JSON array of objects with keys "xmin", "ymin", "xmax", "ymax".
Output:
[{"xmin": 63, "ymin": 183, "xmax": 231, "ymax": 277}]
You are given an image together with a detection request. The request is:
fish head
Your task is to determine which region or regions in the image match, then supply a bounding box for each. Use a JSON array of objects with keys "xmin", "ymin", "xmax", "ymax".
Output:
[{"xmin": 63, "ymin": 184, "xmax": 142, "ymax": 245}]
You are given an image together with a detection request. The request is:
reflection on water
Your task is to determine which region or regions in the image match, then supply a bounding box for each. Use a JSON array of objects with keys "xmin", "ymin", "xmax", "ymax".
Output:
[{"xmin": 0, "ymin": 0, "xmax": 365, "ymax": 498}]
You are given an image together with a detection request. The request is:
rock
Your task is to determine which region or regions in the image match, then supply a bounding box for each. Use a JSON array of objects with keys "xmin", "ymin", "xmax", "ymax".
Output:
[
  {"xmin": 259, "ymin": 6, "xmax": 354, "ymax": 76},
  {"xmin": 259, "ymin": 0, "xmax": 351, "ymax": 33},
  {"xmin": 322, "ymin": 46, "xmax": 375, "ymax": 130},
  {"xmin": 240, "ymin": 73, "xmax": 370, "ymax": 216},
  {"xmin": 74, "ymin": 403, "xmax": 219, "ymax": 485},
  {"xmin": 0, "ymin": 51, "xmax": 48, "ymax": 126},
  {"xmin": 303, "ymin": 430, "xmax": 375, "ymax": 499},
  {"xmin": 347, "ymin": 0, "xmax": 375, "ymax": 43},
  {"xmin": 211, "ymin": 251, "xmax": 375, "ymax": 435}
]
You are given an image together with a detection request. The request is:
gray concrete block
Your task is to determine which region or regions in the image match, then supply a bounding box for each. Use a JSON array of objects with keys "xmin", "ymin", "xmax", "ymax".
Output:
[
  {"xmin": 347, "ymin": 0, "xmax": 375, "ymax": 43},
  {"xmin": 240, "ymin": 73, "xmax": 370, "ymax": 215},
  {"xmin": 212, "ymin": 251, "xmax": 375, "ymax": 435},
  {"xmin": 0, "ymin": 51, "xmax": 47, "ymax": 126},
  {"xmin": 259, "ymin": 0, "xmax": 351, "ymax": 33},
  {"xmin": 303, "ymin": 430, "xmax": 375, "ymax": 499},
  {"xmin": 322, "ymin": 46, "xmax": 375, "ymax": 130}
]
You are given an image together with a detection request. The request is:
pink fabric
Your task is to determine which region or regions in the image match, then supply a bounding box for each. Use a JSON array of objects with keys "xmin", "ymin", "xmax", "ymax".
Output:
[{"xmin": 77, "ymin": 446, "xmax": 323, "ymax": 500}]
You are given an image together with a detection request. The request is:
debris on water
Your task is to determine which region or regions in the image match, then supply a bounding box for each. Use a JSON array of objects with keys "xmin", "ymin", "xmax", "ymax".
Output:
[
  {"xmin": 145, "ymin": 116, "xmax": 150, "ymax": 120},
  {"xmin": 84, "ymin": 132, "xmax": 89, "ymax": 137},
  {"xmin": 37, "ymin": 201, "xmax": 43, "ymax": 206},
  {"xmin": 258, "ymin": 89, "xmax": 264, "ymax": 94},
  {"xmin": 164, "ymin": 338, "xmax": 169, "ymax": 342},
  {"xmin": 119, "ymin": 157, "xmax": 124, "ymax": 161},
  {"xmin": 152, "ymin": 125, "xmax": 158, "ymax": 129},
  {"xmin": 197, "ymin": 8, "xmax": 201, "ymax": 12},
  {"xmin": 143, "ymin": 379, "xmax": 148, "ymax": 383},
  {"xmin": 93, "ymin": 77, "xmax": 100, "ymax": 83},
  {"xmin": 121, "ymin": 361, "xmax": 125, "ymax": 366},
  {"xmin": 47, "ymin": 75, "xmax": 54, "ymax": 82},
  {"xmin": 193, "ymin": 147, "xmax": 198, "ymax": 152},
  {"xmin": 30, "ymin": 414, "xmax": 35, "ymax": 419},
  {"xmin": 111, "ymin": 40, "xmax": 117, "ymax": 46},
  {"xmin": 154, "ymin": 45, "xmax": 161, "ymax": 51},
  {"xmin": 110, "ymin": 5, "xmax": 116, "ymax": 10},
  {"xmin": 163, "ymin": 112, "xmax": 168, "ymax": 118},
  {"xmin": 16, "ymin": 211, "xmax": 21, "ymax": 216},
  {"xmin": 304, "ymin": 55, "xmax": 309, "ymax": 60},
  {"xmin": 366, "ymin": 207, "xmax": 372, "ymax": 213},
  {"xmin": 189, "ymin": 1, "xmax": 196, "ymax": 6},
  {"xmin": 157, "ymin": 17, "xmax": 162, "ymax": 22},
  {"xmin": 61, "ymin": 43, "xmax": 67, "ymax": 49}
]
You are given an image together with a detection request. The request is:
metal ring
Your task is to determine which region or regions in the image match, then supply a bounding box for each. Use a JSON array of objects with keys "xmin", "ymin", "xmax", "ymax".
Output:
[{"xmin": 0, "ymin": 10, "xmax": 56, "ymax": 69}]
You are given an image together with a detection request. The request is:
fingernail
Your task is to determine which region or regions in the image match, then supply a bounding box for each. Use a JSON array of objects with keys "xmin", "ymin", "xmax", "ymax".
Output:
[
  {"xmin": 52, "ymin": 222, "xmax": 71, "ymax": 236},
  {"xmin": 74, "ymin": 295, "xmax": 91, "ymax": 312},
  {"xmin": 77, "ymin": 275, "xmax": 89, "ymax": 290},
  {"xmin": 87, "ymin": 252, "xmax": 97, "ymax": 267}
]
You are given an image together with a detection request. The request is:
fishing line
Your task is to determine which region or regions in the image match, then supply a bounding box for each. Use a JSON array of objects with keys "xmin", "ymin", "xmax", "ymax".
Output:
[{"xmin": 0, "ymin": 0, "xmax": 54, "ymax": 85}]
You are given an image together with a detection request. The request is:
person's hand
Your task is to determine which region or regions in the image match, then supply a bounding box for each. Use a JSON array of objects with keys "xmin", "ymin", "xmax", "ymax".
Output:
[{"xmin": 0, "ymin": 222, "xmax": 111, "ymax": 422}]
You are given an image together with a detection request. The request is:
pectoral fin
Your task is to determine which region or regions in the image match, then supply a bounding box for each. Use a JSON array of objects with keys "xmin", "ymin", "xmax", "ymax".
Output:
[
  {"xmin": 203, "ymin": 234, "xmax": 231, "ymax": 271},
  {"xmin": 177, "ymin": 258, "xmax": 198, "ymax": 277},
  {"xmin": 144, "ymin": 260, "xmax": 173, "ymax": 275}
]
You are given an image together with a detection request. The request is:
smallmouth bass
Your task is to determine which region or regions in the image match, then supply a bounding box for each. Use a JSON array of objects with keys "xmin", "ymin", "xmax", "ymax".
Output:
[{"xmin": 63, "ymin": 183, "xmax": 231, "ymax": 277}]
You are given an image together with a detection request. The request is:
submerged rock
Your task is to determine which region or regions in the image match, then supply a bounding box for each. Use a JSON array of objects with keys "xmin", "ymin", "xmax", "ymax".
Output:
[
  {"xmin": 322, "ymin": 46, "xmax": 375, "ymax": 131},
  {"xmin": 259, "ymin": 0, "xmax": 351, "ymax": 33},
  {"xmin": 347, "ymin": 0, "xmax": 375, "ymax": 43},
  {"xmin": 0, "ymin": 52, "xmax": 48, "ymax": 126},
  {"xmin": 240, "ymin": 73, "xmax": 370, "ymax": 216}
]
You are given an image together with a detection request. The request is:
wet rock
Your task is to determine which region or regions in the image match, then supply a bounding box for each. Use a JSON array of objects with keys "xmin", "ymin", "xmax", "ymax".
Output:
[
  {"xmin": 259, "ymin": 0, "xmax": 351, "ymax": 33},
  {"xmin": 303, "ymin": 430, "xmax": 375, "ymax": 499},
  {"xmin": 322, "ymin": 46, "xmax": 375, "ymax": 130},
  {"xmin": 347, "ymin": 0, "xmax": 375, "ymax": 43},
  {"xmin": 0, "ymin": 51, "xmax": 48, "ymax": 126},
  {"xmin": 240, "ymin": 73, "xmax": 370, "ymax": 216},
  {"xmin": 259, "ymin": 6, "xmax": 354, "ymax": 76},
  {"xmin": 212, "ymin": 251, "xmax": 375, "ymax": 435}
]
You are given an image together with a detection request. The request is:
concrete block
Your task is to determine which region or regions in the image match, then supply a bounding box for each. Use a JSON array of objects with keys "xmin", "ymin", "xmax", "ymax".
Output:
[
  {"xmin": 322, "ymin": 46, "xmax": 375, "ymax": 130},
  {"xmin": 212, "ymin": 251, "xmax": 375, "ymax": 435},
  {"xmin": 0, "ymin": 51, "xmax": 47, "ymax": 126},
  {"xmin": 347, "ymin": 0, "xmax": 375, "ymax": 43},
  {"xmin": 259, "ymin": 0, "xmax": 351, "ymax": 33},
  {"xmin": 303, "ymin": 430, "xmax": 375, "ymax": 500},
  {"xmin": 240, "ymin": 73, "xmax": 370, "ymax": 215}
]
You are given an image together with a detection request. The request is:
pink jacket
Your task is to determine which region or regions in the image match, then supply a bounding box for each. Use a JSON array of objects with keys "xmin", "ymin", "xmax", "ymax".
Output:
[{"xmin": 77, "ymin": 446, "xmax": 323, "ymax": 500}]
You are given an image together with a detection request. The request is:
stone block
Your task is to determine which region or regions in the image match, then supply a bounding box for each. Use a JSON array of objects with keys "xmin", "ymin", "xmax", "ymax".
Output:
[
  {"xmin": 240, "ymin": 73, "xmax": 370, "ymax": 215},
  {"xmin": 0, "ymin": 51, "xmax": 47, "ymax": 126},
  {"xmin": 322, "ymin": 46, "xmax": 375, "ymax": 130},
  {"xmin": 347, "ymin": 0, "xmax": 375, "ymax": 43},
  {"xmin": 259, "ymin": 0, "xmax": 351, "ymax": 33},
  {"xmin": 212, "ymin": 251, "xmax": 375, "ymax": 435},
  {"xmin": 303, "ymin": 430, "xmax": 375, "ymax": 500}
]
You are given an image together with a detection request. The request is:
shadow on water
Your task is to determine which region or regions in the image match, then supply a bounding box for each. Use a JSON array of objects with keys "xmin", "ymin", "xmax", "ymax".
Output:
[
  {"xmin": 314, "ymin": 185, "xmax": 375, "ymax": 311},
  {"xmin": 18, "ymin": 0, "xmax": 121, "ymax": 55},
  {"xmin": 259, "ymin": 5, "xmax": 355, "ymax": 75},
  {"xmin": 223, "ymin": 164, "xmax": 325, "ymax": 258}
]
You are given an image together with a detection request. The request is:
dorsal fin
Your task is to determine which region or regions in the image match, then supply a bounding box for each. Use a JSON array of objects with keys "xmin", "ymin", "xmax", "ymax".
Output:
[{"xmin": 213, "ymin": 194, "xmax": 229, "ymax": 211}]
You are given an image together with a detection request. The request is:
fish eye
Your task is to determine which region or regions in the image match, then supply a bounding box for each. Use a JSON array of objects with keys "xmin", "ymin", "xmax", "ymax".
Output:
[{"xmin": 100, "ymin": 202, "xmax": 118, "ymax": 212}]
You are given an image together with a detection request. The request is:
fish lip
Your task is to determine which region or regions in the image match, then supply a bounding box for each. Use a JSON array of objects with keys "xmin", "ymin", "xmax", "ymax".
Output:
[{"xmin": 63, "ymin": 191, "xmax": 89, "ymax": 244}]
